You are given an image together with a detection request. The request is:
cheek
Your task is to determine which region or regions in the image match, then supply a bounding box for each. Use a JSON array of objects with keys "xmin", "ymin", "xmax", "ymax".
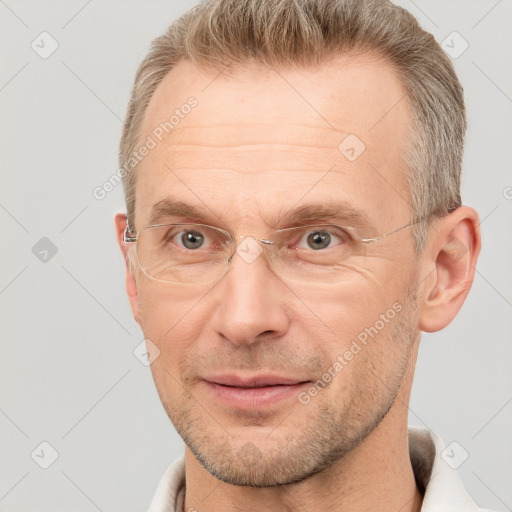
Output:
[
  {"xmin": 311, "ymin": 290, "xmax": 413, "ymax": 406},
  {"xmin": 136, "ymin": 283, "xmax": 209, "ymax": 361},
  {"xmin": 302, "ymin": 276, "xmax": 408, "ymax": 378},
  {"xmin": 309, "ymin": 274, "xmax": 398, "ymax": 331},
  {"xmin": 137, "ymin": 285, "xmax": 208, "ymax": 409}
]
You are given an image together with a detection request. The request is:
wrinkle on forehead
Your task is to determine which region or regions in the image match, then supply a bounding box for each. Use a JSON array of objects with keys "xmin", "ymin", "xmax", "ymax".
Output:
[
  {"xmin": 135, "ymin": 53, "xmax": 413, "ymax": 234},
  {"xmin": 140, "ymin": 53, "xmax": 409, "ymax": 146}
]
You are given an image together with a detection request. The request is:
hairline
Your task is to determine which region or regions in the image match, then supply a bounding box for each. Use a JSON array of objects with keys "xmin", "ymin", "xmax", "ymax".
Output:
[{"xmin": 129, "ymin": 51, "xmax": 420, "ymax": 224}]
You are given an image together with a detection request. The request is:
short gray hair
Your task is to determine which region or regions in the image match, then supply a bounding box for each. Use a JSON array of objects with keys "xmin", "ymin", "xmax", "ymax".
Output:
[{"xmin": 119, "ymin": 0, "xmax": 466, "ymax": 251}]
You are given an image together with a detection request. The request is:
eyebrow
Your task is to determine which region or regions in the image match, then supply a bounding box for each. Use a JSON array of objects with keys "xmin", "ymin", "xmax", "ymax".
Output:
[
  {"xmin": 148, "ymin": 198, "xmax": 376, "ymax": 231},
  {"xmin": 269, "ymin": 202, "xmax": 375, "ymax": 231},
  {"xmin": 148, "ymin": 199, "xmax": 219, "ymax": 226}
]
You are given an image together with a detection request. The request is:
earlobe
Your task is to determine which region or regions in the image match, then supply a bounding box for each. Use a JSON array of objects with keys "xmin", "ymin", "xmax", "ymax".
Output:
[
  {"xmin": 114, "ymin": 213, "xmax": 142, "ymax": 325},
  {"xmin": 419, "ymin": 207, "xmax": 481, "ymax": 333}
]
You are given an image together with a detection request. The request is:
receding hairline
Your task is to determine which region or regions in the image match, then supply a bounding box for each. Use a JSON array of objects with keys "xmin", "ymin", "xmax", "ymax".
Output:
[
  {"xmin": 131, "ymin": 51, "xmax": 414, "ymax": 237},
  {"xmin": 138, "ymin": 48, "xmax": 406, "ymax": 139},
  {"xmin": 120, "ymin": 0, "xmax": 467, "ymax": 253},
  {"xmin": 134, "ymin": 48, "xmax": 413, "ymax": 186}
]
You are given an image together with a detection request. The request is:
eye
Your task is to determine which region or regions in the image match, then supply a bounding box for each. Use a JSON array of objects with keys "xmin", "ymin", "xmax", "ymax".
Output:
[
  {"xmin": 305, "ymin": 231, "xmax": 332, "ymax": 250},
  {"xmin": 174, "ymin": 229, "xmax": 207, "ymax": 250},
  {"xmin": 295, "ymin": 227, "xmax": 350, "ymax": 251}
]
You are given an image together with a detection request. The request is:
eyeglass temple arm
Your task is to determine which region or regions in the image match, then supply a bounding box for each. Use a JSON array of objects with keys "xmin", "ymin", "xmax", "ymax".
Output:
[{"xmin": 360, "ymin": 217, "xmax": 427, "ymax": 244}]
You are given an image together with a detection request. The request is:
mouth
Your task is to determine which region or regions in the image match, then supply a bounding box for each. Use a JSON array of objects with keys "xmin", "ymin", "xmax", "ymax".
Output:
[{"xmin": 201, "ymin": 374, "xmax": 311, "ymax": 409}]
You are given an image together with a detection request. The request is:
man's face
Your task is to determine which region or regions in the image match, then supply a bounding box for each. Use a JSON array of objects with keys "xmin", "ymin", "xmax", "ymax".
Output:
[{"xmin": 124, "ymin": 54, "xmax": 424, "ymax": 486}]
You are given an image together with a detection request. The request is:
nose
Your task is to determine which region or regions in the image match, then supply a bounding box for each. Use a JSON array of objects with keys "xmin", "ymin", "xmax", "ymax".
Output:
[{"xmin": 211, "ymin": 242, "xmax": 292, "ymax": 346}]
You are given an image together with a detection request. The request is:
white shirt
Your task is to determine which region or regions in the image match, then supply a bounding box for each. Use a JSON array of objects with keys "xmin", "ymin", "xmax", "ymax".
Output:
[{"xmin": 147, "ymin": 426, "xmax": 493, "ymax": 512}]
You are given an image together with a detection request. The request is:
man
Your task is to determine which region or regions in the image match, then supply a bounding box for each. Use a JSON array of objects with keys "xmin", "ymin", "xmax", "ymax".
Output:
[{"xmin": 114, "ymin": 0, "xmax": 489, "ymax": 510}]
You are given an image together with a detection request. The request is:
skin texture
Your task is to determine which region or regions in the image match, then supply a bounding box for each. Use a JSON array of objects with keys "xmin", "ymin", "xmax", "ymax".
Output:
[{"xmin": 115, "ymin": 53, "xmax": 481, "ymax": 512}]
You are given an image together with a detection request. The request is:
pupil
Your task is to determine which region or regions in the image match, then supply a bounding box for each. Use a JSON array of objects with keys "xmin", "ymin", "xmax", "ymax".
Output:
[
  {"xmin": 182, "ymin": 231, "xmax": 204, "ymax": 249},
  {"xmin": 307, "ymin": 231, "xmax": 331, "ymax": 250}
]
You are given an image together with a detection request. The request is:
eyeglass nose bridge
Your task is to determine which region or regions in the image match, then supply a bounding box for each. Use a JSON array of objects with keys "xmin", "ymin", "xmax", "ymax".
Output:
[{"xmin": 225, "ymin": 234, "xmax": 276, "ymax": 264}]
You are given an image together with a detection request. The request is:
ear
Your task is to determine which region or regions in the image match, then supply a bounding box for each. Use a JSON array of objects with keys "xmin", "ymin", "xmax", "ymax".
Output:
[
  {"xmin": 114, "ymin": 213, "xmax": 141, "ymax": 325},
  {"xmin": 419, "ymin": 206, "xmax": 481, "ymax": 332}
]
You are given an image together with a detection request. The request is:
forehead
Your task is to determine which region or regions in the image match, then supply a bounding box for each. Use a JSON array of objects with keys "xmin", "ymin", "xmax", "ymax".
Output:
[{"xmin": 135, "ymin": 53, "xmax": 412, "ymax": 229}]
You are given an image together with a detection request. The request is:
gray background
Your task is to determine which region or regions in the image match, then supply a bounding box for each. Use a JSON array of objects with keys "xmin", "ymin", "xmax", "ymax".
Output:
[{"xmin": 1, "ymin": 1, "xmax": 511, "ymax": 511}]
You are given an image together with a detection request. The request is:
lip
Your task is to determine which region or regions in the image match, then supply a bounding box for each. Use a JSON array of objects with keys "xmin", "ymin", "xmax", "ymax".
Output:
[{"xmin": 202, "ymin": 374, "xmax": 311, "ymax": 409}]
